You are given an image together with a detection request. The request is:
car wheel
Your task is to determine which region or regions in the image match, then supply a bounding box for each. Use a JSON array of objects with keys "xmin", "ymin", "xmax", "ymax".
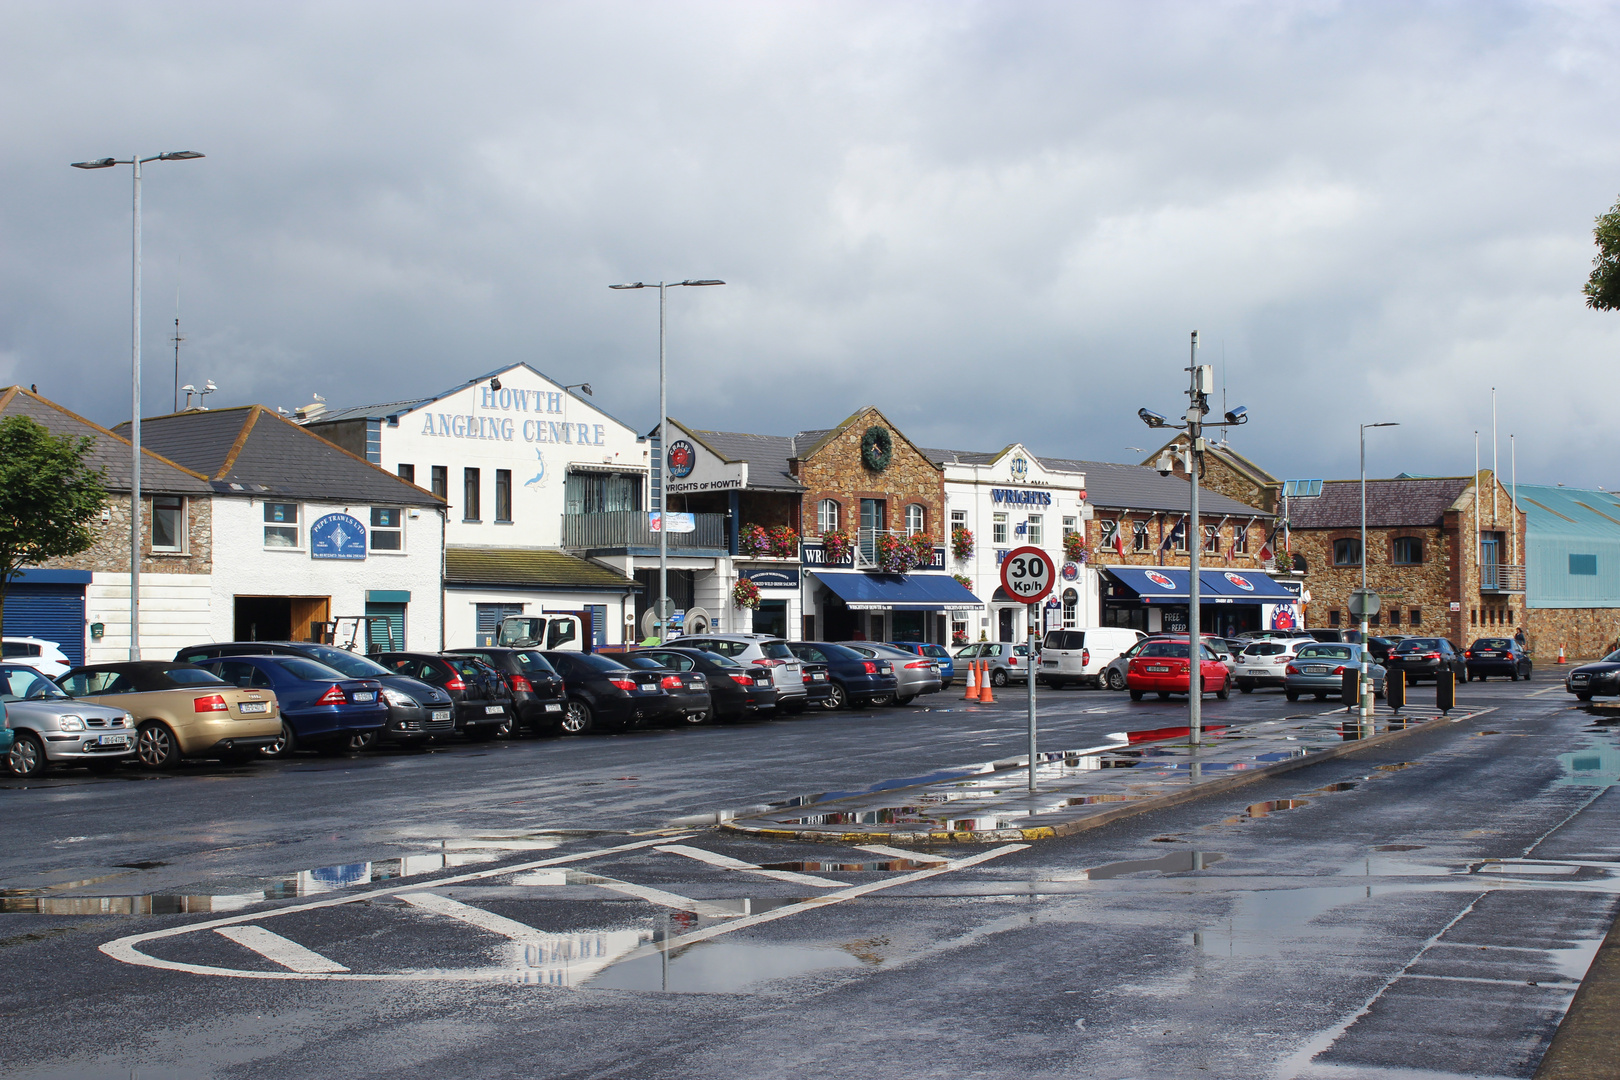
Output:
[
  {"xmin": 260, "ymin": 721, "xmax": 298, "ymax": 759},
  {"xmin": 347, "ymin": 730, "xmax": 378, "ymax": 752},
  {"xmin": 8, "ymin": 731, "xmax": 47, "ymax": 777},
  {"xmin": 1523, "ymin": 664, "xmax": 1532, "ymax": 681},
  {"xmin": 1285, "ymin": 690, "xmax": 1299, "ymax": 701},
  {"xmin": 494, "ymin": 718, "xmax": 515, "ymax": 738},
  {"xmin": 136, "ymin": 721, "xmax": 183, "ymax": 769},
  {"xmin": 894, "ymin": 694, "xmax": 916, "ymax": 706},
  {"xmin": 1216, "ymin": 680, "xmax": 1230, "ymax": 700},
  {"xmin": 1129, "ymin": 689, "xmax": 1144, "ymax": 701},
  {"xmin": 1107, "ymin": 668, "xmax": 1127, "ymax": 691},
  {"xmin": 560, "ymin": 699, "xmax": 594, "ymax": 735},
  {"xmin": 822, "ymin": 682, "xmax": 847, "ymax": 710},
  {"xmin": 991, "ymin": 669, "xmax": 1009, "ymax": 687},
  {"xmin": 1508, "ymin": 668, "xmax": 1518, "ymax": 682}
]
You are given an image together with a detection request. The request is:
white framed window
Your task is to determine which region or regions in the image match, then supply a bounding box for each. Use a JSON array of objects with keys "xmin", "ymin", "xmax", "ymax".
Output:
[
  {"xmin": 992, "ymin": 512, "xmax": 1008, "ymax": 545},
  {"xmin": 264, "ymin": 502, "xmax": 300, "ymax": 548},
  {"xmin": 906, "ymin": 503, "xmax": 926, "ymax": 536},
  {"xmin": 951, "ymin": 509, "xmax": 967, "ymax": 530},
  {"xmin": 1234, "ymin": 526, "xmax": 1248, "ymax": 554},
  {"xmin": 1098, "ymin": 519, "xmax": 1117, "ymax": 547},
  {"xmin": 818, "ymin": 499, "xmax": 840, "ymax": 533},
  {"xmin": 1062, "ymin": 515, "xmax": 1077, "ymax": 537},
  {"xmin": 151, "ymin": 495, "xmax": 184, "ymax": 553},
  {"xmin": 1203, "ymin": 524, "xmax": 1219, "ymax": 553},
  {"xmin": 1027, "ymin": 514, "xmax": 1043, "ymax": 546},
  {"xmin": 371, "ymin": 507, "xmax": 404, "ymax": 551},
  {"xmin": 1133, "ymin": 520, "xmax": 1150, "ymax": 552}
]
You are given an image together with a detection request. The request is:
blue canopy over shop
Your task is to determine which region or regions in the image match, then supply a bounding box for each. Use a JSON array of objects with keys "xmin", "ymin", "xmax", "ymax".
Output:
[
  {"xmin": 810, "ymin": 571, "xmax": 984, "ymax": 611},
  {"xmin": 1103, "ymin": 566, "xmax": 1295, "ymax": 604}
]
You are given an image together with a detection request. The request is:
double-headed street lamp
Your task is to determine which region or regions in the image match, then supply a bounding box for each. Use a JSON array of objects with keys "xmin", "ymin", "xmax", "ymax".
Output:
[
  {"xmin": 72, "ymin": 150, "xmax": 206, "ymax": 660},
  {"xmin": 609, "ymin": 280, "xmax": 725, "ymax": 643},
  {"xmin": 1138, "ymin": 331, "xmax": 1250, "ymax": 749},
  {"xmin": 1358, "ymin": 421, "xmax": 1399, "ymax": 724}
]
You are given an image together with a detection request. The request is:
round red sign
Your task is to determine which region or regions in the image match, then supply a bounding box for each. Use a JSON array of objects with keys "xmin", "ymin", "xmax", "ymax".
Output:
[{"xmin": 999, "ymin": 545, "xmax": 1055, "ymax": 605}]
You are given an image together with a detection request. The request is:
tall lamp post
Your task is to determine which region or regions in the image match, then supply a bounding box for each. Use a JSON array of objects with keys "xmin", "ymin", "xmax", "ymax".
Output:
[
  {"xmin": 608, "ymin": 279, "xmax": 725, "ymax": 643},
  {"xmin": 1138, "ymin": 331, "xmax": 1249, "ymax": 748},
  {"xmin": 72, "ymin": 150, "xmax": 205, "ymax": 660},
  {"xmin": 1359, "ymin": 422, "xmax": 1399, "ymax": 724}
]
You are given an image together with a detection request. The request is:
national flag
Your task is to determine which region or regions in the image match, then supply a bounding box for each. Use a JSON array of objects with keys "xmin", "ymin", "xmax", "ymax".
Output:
[
  {"xmin": 1258, "ymin": 540, "xmax": 1274, "ymax": 562},
  {"xmin": 1112, "ymin": 529, "xmax": 1126, "ymax": 557}
]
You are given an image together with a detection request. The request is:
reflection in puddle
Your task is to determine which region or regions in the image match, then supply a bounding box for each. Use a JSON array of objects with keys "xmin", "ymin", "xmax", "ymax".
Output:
[
  {"xmin": 587, "ymin": 939, "xmax": 868, "ymax": 993},
  {"xmin": 759, "ymin": 859, "xmax": 941, "ymax": 873},
  {"xmin": 1088, "ymin": 851, "xmax": 1225, "ymax": 879},
  {"xmin": 1244, "ymin": 799, "xmax": 1311, "ymax": 818}
]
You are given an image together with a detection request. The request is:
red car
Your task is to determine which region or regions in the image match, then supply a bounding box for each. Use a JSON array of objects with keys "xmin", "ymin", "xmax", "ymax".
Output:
[{"xmin": 1127, "ymin": 638, "xmax": 1231, "ymax": 701}]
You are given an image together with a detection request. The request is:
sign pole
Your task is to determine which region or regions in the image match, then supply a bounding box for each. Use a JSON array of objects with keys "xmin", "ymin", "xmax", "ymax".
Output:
[
  {"xmin": 1027, "ymin": 621, "xmax": 1038, "ymax": 794},
  {"xmin": 999, "ymin": 544, "xmax": 1054, "ymax": 796}
]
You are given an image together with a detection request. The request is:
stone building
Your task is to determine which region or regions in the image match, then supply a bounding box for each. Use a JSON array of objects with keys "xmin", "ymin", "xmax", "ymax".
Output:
[
  {"xmin": 1143, "ymin": 434, "xmax": 1282, "ymax": 514},
  {"xmin": 1283, "ymin": 472, "xmax": 1525, "ymax": 645}
]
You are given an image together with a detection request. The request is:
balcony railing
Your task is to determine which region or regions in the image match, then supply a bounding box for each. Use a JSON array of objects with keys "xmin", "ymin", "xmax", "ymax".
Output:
[
  {"xmin": 1480, "ymin": 564, "xmax": 1526, "ymax": 593},
  {"xmin": 562, "ymin": 511, "xmax": 727, "ymax": 551}
]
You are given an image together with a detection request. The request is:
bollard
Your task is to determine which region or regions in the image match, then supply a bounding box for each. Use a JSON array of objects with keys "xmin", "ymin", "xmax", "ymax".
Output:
[
  {"xmin": 1436, "ymin": 669, "xmax": 1455, "ymax": 715},
  {"xmin": 1386, "ymin": 668, "xmax": 1404, "ymax": 713},
  {"xmin": 1341, "ymin": 667, "xmax": 1360, "ymax": 707},
  {"xmin": 962, "ymin": 660, "xmax": 979, "ymax": 700}
]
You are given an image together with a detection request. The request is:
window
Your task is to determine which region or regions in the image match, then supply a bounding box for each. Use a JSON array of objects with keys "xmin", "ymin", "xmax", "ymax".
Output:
[
  {"xmin": 1410, "ymin": 608, "xmax": 1422, "ymax": 626},
  {"xmin": 495, "ymin": 469, "xmax": 512, "ymax": 523},
  {"xmin": 1369, "ymin": 612, "xmax": 1381, "ymax": 627},
  {"xmin": 906, "ymin": 503, "xmax": 926, "ymax": 536},
  {"xmin": 1333, "ymin": 538, "xmax": 1362, "ymax": 566},
  {"xmin": 1571, "ymin": 554, "xmax": 1598, "ymax": 576},
  {"xmin": 430, "ymin": 466, "xmax": 447, "ymax": 500},
  {"xmin": 1203, "ymin": 524, "xmax": 1219, "ymax": 553},
  {"xmin": 370, "ymin": 508, "xmax": 403, "ymax": 550},
  {"xmin": 992, "ymin": 512, "xmax": 1008, "ymax": 545},
  {"xmin": 1098, "ymin": 519, "xmax": 1118, "ymax": 548},
  {"xmin": 264, "ymin": 502, "xmax": 300, "ymax": 548},
  {"xmin": 1329, "ymin": 609, "xmax": 1341, "ymax": 627},
  {"xmin": 151, "ymin": 495, "xmax": 184, "ymax": 552},
  {"xmin": 1133, "ymin": 520, "xmax": 1150, "ymax": 552},
  {"xmin": 951, "ymin": 509, "xmax": 966, "ymax": 530},
  {"xmin": 1062, "ymin": 587, "xmax": 1078, "ymax": 628},
  {"xmin": 819, "ymin": 499, "xmax": 841, "ymax": 533},
  {"xmin": 1234, "ymin": 526, "xmax": 1248, "ymax": 554},
  {"xmin": 1027, "ymin": 514, "xmax": 1042, "ymax": 546},
  {"xmin": 564, "ymin": 471, "xmax": 642, "ymax": 514},
  {"xmin": 1392, "ymin": 537, "xmax": 1423, "ymax": 565},
  {"xmin": 1063, "ymin": 515, "xmax": 1077, "ymax": 537},
  {"xmin": 463, "ymin": 468, "xmax": 481, "ymax": 521},
  {"xmin": 397, "ymin": 464, "xmax": 415, "ymax": 484},
  {"xmin": 1172, "ymin": 521, "xmax": 1188, "ymax": 552},
  {"xmin": 1388, "ymin": 609, "xmax": 1400, "ymax": 626}
]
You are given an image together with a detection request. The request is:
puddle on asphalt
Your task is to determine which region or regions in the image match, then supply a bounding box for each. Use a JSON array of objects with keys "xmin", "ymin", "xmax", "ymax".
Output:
[
  {"xmin": 1087, "ymin": 851, "xmax": 1226, "ymax": 879},
  {"xmin": 587, "ymin": 939, "xmax": 869, "ymax": 992},
  {"xmin": 1376, "ymin": 844, "xmax": 1425, "ymax": 852},
  {"xmin": 759, "ymin": 858, "xmax": 944, "ymax": 872}
]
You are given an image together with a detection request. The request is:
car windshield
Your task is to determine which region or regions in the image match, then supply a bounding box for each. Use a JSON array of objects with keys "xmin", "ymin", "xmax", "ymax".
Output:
[
  {"xmin": 1395, "ymin": 639, "xmax": 1442, "ymax": 653},
  {"xmin": 1299, "ymin": 645, "xmax": 1354, "ymax": 660},
  {"xmin": 0, "ymin": 666, "xmax": 69, "ymax": 701},
  {"xmin": 1602, "ymin": 649, "xmax": 1620, "ymax": 664},
  {"xmin": 1472, "ymin": 639, "xmax": 1512, "ymax": 650},
  {"xmin": 511, "ymin": 651, "xmax": 557, "ymax": 675},
  {"xmin": 1143, "ymin": 642, "xmax": 1189, "ymax": 658},
  {"xmin": 574, "ymin": 653, "xmax": 630, "ymax": 672},
  {"xmin": 299, "ymin": 645, "xmax": 392, "ymax": 678},
  {"xmin": 277, "ymin": 658, "xmax": 350, "ymax": 682}
]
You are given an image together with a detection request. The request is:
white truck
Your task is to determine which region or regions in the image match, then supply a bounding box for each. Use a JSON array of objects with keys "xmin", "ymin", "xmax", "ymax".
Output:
[{"xmin": 495, "ymin": 613, "xmax": 587, "ymax": 652}]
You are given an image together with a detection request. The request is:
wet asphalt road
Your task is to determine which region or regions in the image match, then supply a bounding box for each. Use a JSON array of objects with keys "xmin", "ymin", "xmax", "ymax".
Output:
[{"xmin": 1, "ymin": 676, "xmax": 1616, "ymax": 1079}]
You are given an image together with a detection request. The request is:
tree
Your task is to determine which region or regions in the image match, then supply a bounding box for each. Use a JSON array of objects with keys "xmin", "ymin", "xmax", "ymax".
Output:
[
  {"xmin": 1586, "ymin": 194, "xmax": 1620, "ymax": 311},
  {"xmin": 0, "ymin": 416, "xmax": 108, "ymax": 639}
]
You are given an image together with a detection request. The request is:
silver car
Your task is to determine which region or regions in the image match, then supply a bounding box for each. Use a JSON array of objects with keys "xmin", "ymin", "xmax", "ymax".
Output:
[
  {"xmin": 836, "ymin": 642, "xmax": 943, "ymax": 704},
  {"xmin": 953, "ymin": 641, "xmax": 1035, "ymax": 688},
  {"xmin": 1284, "ymin": 644, "xmax": 1386, "ymax": 702},
  {"xmin": 2, "ymin": 663, "xmax": 135, "ymax": 776}
]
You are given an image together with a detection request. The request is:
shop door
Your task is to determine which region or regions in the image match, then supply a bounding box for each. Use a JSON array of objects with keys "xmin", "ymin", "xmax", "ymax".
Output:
[
  {"xmin": 365, "ymin": 602, "xmax": 406, "ymax": 652},
  {"xmin": 892, "ymin": 611, "xmax": 924, "ymax": 642},
  {"xmin": 998, "ymin": 607, "xmax": 1015, "ymax": 641},
  {"xmin": 755, "ymin": 600, "xmax": 787, "ymax": 639}
]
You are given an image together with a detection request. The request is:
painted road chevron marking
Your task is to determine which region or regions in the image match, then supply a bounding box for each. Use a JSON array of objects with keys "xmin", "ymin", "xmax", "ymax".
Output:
[
  {"xmin": 215, "ymin": 925, "xmax": 349, "ymax": 973},
  {"xmin": 654, "ymin": 843, "xmax": 846, "ymax": 887}
]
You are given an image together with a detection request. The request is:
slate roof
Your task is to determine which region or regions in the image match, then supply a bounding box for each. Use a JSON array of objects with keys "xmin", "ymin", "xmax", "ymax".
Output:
[
  {"xmin": 116, "ymin": 406, "xmax": 444, "ymax": 507},
  {"xmin": 681, "ymin": 425, "xmax": 805, "ymax": 491},
  {"xmin": 923, "ymin": 447, "xmax": 1000, "ymax": 467},
  {"xmin": 0, "ymin": 386, "xmax": 211, "ymax": 495},
  {"xmin": 443, "ymin": 547, "xmax": 638, "ymax": 590},
  {"xmin": 1042, "ymin": 457, "xmax": 1273, "ymax": 518},
  {"xmin": 1282, "ymin": 478, "xmax": 1471, "ymax": 530}
]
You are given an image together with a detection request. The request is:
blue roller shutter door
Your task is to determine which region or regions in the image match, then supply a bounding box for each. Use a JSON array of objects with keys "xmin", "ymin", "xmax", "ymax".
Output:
[
  {"xmin": 365, "ymin": 602, "xmax": 406, "ymax": 652},
  {"xmin": 3, "ymin": 584, "xmax": 86, "ymax": 665}
]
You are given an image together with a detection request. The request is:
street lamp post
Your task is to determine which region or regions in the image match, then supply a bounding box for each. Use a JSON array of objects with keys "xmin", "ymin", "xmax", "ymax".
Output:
[
  {"xmin": 72, "ymin": 150, "xmax": 205, "ymax": 660},
  {"xmin": 1360, "ymin": 422, "xmax": 1399, "ymax": 724},
  {"xmin": 1138, "ymin": 331, "xmax": 1249, "ymax": 748},
  {"xmin": 609, "ymin": 280, "xmax": 725, "ymax": 643}
]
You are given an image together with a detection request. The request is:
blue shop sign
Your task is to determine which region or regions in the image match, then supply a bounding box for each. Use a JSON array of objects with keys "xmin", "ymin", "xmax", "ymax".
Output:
[
  {"xmin": 742, "ymin": 568, "xmax": 801, "ymax": 589},
  {"xmin": 310, "ymin": 513, "xmax": 368, "ymax": 560},
  {"xmin": 991, "ymin": 488, "xmax": 1052, "ymax": 505}
]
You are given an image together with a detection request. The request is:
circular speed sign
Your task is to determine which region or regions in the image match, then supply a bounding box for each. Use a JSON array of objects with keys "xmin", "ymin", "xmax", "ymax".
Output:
[{"xmin": 999, "ymin": 545, "xmax": 1055, "ymax": 605}]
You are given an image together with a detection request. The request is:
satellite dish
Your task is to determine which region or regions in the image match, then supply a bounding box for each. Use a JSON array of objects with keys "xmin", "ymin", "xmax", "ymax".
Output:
[{"xmin": 684, "ymin": 606, "xmax": 711, "ymax": 636}]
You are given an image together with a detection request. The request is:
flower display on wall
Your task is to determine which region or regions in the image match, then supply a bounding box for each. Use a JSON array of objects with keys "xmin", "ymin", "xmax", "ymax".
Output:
[
  {"xmin": 821, "ymin": 530, "xmax": 854, "ymax": 564},
  {"xmin": 1064, "ymin": 532, "xmax": 1087, "ymax": 562},
  {"xmin": 951, "ymin": 525, "xmax": 974, "ymax": 562},
  {"xmin": 731, "ymin": 577, "xmax": 761, "ymax": 609},
  {"xmin": 740, "ymin": 523, "xmax": 800, "ymax": 558}
]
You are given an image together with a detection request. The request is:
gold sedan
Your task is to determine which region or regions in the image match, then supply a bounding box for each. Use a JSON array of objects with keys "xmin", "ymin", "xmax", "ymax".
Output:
[{"xmin": 58, "ymin": 661, "xmax": 281, "ymax": 768}]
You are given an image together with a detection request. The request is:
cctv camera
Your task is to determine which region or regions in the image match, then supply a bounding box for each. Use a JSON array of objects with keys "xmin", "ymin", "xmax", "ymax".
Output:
[
  {"xmin": 1224, "ymin": 405, "xmax": 1248, "ymax": 425},
  {"xmin": 1156, "ymin": 452, "xmax": 1176, "ymax": 477},
  {"xmin": 490, "ymin": 377, "xmax": 502, "ymax": 391},
  {"xmin": 1138, "ymin": 407, "xmax": 1168, "ymax": 429}
]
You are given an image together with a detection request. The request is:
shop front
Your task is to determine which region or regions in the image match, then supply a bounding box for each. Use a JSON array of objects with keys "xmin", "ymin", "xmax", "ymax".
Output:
[
  {"xmin": 807, "ymin": 571, "xmax": 981, "ymax": 643},
  {"xmin": 1100, "ymin": 566, "xmax": 1298, "ymax": 636}
]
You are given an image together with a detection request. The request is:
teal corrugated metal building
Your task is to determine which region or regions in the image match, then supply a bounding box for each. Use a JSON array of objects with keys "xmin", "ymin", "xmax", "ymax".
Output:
[{"xmin": 1517, "ymin": 485, "xmax": 1620, "ymax": 608}]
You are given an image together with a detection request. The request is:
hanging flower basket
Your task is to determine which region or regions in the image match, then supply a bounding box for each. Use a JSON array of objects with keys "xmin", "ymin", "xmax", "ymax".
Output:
[
  {"xmin": 1064, "ymin": 532, "xmax": 1087, "ymax": 563},
  {"xmin": 952, "ymin": 573, "xmax": 974, "ymax": 590},
  {"xmin": 908, "ymin": 531, "xmax": 935, "ymax": 567},
  {"xmin": 767, "ymin": 525, "xmax": 800, "ymax": 559},
  {"xmin": 951, "ymin": 525, "xmax": 974, "ymax": 562},
  {"xmin": 731, "ymin": 577, "xmax": 761, "ymax": 610},
  {"xmin": 739, "ymin": 523, "xmax": 772, "ymax": 557},
  {"xmin": 821, "ymin": 530, "xmax": 854, "ymax": 564},
  {"xmin": 861, "ymin": 426, "xmax": 893, "ymax": 471},
  {"xmin": 876, "ymin": 531, "xmax": 920, "ymax": 573}
]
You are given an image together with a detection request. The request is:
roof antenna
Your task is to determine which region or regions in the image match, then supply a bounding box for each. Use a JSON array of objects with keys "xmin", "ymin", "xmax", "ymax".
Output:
[
  {"xmin": 1220, "ymin": 340, "xmax": 1228, "ymax": 448},
  {"xmin": 171, "ymin": 265, "xmax": 186, "ymax": 414}
]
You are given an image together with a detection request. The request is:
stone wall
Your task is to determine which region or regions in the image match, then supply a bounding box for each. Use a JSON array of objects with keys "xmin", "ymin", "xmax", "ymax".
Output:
[
  {"xmin": 1157, "ymin": 435, "xmax": 1279, "ymax": 513},
  {"xmin": 36, "ymin": 493, "xmax": 212, "ymax": 576},
  {"xmin": 1083, "ymin": 511, "xmax": 1268, "ymax": 570},
  {"xmin": 1524, "ymin": 609, "xmax": 1620, "ymax": 662},
  {"xmin": 1290, "ymin": 523, "xmax": 1453, "ymax": 635},
  {"xmin": 797, "ymin": 409, "xmax": 944, "ymax": 541}
]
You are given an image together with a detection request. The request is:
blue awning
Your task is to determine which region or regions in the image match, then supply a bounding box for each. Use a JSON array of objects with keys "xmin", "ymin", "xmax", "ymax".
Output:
[
  {"xmin": 1105, "ymin": 565, "xmax": 1294, "ymax": 605},
  {"xmin": 1198, "ymin": 569, "xmax": 1296, "ymax": 600},
  {"xmin": 1104, "ymin": 566, "xmax": 1190, "ymax": 602},
  {"xmin": 812, "ymin": 571, "xmax": 983, "ymax": 611}
]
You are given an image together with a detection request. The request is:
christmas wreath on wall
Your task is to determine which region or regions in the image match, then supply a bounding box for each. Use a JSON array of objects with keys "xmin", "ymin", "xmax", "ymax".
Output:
[{"xmin": 861, "ymin": 425, "xmax": 893, "ymax": 472}]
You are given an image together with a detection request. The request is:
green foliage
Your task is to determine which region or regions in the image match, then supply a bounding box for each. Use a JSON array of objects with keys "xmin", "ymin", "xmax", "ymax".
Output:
[
  {"xmin": 861, "ymin": 426, "xmax": 893, "ymax": 471},
  {"xmin": 0, "ymin": 416, "xmax": 108, "ymax": 636},
  {"xmin": 1586, "ymin": 195, "xmax": 1620, "ymax": 311}
]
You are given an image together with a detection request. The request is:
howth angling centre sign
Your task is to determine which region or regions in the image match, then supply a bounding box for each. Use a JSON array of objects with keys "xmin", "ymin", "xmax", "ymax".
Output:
[{"xmin": 418, "ymin": 385, "xmax": 609, "ymax": 446}]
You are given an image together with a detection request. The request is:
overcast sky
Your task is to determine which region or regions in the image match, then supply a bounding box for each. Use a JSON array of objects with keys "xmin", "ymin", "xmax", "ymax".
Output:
[{"xmin": 3, "ymin": 1, "xmax": 1618, "ymax": 486}]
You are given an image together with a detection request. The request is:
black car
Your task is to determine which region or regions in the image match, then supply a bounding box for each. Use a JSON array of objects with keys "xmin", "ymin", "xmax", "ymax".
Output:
[
  {"xmin": 618, "ymin": 653, "xmax": 714, "ymax": 725},
  {"xmin": 1383, "ymin": 637, "xmax": 1466, "ymax": 685},
  {"xmin": 798, "ymin": 660, "xmax": 836, "ymax": 709},
  {"xmin": 1565, "ymin": 649, "xmax": 1620, "ymax": 701},
  {"xmin": 175, "ymin": 642, "xmax": 454, "ymax": 747},
  {"xmin": 629, "ymin": 647, "xmax": 778, "ymax": 722},
  {"xmin": 373, "ymin": 653, "xmax": 513, "ymax": 740},
  {"xmin": 542, "ymin": 651, "xmax": 673, "ymax": 734},
  {"xmin": 446, "ymin": 647, "xmax": 567, "ymax": 734},
  {"xmin": 1464, "ymin": 637, "xmax": 1533, "ymax": 682},
  {"xmin": 783, "ymin": 642, "xmax": 898, "ymax": 710}
]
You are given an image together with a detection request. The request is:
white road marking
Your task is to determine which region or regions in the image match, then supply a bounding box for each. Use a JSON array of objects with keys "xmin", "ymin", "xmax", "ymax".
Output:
[
  {"xmin": 654, "ymin": 843, "xmax": 846, "ymax": 888},
  {"xmin": 1528, "ymin": 685, "xmax": 1565, "ymax": 697},
  {"xmin": 401, "ymin": 891, "xmax": 558, "ymax": 945},
  {"xmin": 855, "ymin": 844, "xmax": 947, "ymax": 864},
  {"xmin": 215, "ymin": 925, "xmax": 348, "ymax": 973},
  {"xmin": 570, "ymin": 876, "xmax": 741, "ymax": 918}
]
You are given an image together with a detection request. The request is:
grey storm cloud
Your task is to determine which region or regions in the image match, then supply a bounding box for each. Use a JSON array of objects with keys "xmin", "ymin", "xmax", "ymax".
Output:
[{"xmin": 2, "ymin": 1, "xmax": 1618, "ymax": 485}]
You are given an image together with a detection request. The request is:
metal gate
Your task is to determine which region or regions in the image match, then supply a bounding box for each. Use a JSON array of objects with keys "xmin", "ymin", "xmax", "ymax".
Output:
[{"xmin": 2, "ymin": 571, "xmax": 90, "ymax": 665}]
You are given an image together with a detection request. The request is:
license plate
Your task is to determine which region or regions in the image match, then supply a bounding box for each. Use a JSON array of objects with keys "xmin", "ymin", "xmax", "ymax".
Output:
[
  {"xmin": 1146, "ymin": 665, "xmax": 1169, "ymax": 672},
  {"xmin": 1478, "ymin": 652, "xmax": 1497, "ymax": 658},
  {"xmin": 1247, "ymin": 669, "xmax": 1268, "ymax": 676},
  {"xmin": 352, "ymin": 692, "xmax": 375, "ymax": 702},
  {"xmin": 1306, "ymin": 665, "xmax": 1328, "ymax": 674},
  {"xmin": 484, "ymin": 705, "xmax": 505, "ymax": 715},
  {"xmin": 431, "ymin": 710, "xmax": 451, "ymax": 721},
  {"xmin": 754, "ymin": 678, "xmax": 771, "ymax": 686},
  {"xmin": 238, "ymin": 702, "xmax": 269, "ymax": 713},
  {"xmin": 812, "ymin": 673, "xmax": 826, "ymax": 681},
  {"xmin": 98, "ymin": 734, "xmax": 132, "ymax": 746},
  {"xmin": 544, "ymin": 703, "xmax": 562, "ymax": 712}
]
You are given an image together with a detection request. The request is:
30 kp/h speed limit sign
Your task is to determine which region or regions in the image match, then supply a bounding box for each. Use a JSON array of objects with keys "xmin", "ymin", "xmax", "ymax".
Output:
[{"xmin": 999, "ymin": 545, "xmax": 1055, "ymax": 605}]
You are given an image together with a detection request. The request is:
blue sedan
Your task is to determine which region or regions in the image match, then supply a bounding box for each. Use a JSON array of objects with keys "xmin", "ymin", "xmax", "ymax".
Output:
[{"xmin": 199, "ymin": 655, "xmax": 387, "ymax": 757}]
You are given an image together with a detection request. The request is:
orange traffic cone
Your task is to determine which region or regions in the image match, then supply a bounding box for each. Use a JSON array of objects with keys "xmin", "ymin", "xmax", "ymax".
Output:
[
  {"xmin": 979, "ymin": 662, "xmax": 996, "ymax": 703},
  {"xmin": 1557, "ymin": 646, "xmax": 1567, "ymax": 665},
  {"xmin": 962, "ymin": 659, "xmax": 979, "ymax": 699}
]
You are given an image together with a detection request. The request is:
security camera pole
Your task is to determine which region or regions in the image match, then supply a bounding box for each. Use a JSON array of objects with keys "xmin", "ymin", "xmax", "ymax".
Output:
[{"xmin": 1138, "ymin": 332, "xmax": 1248, "ymax": 748}]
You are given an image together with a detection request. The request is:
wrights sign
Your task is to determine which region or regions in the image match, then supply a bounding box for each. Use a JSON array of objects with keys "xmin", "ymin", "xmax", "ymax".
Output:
[{"xmin": 991, "ymin": 488, "xmax": 1052, "ymax": 505}]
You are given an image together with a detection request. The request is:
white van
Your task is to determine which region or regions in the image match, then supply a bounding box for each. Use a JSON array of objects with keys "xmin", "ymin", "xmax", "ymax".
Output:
[{"xmin": 1038, "ymin": 627, "xmax": 1146, "ymax": 689}]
